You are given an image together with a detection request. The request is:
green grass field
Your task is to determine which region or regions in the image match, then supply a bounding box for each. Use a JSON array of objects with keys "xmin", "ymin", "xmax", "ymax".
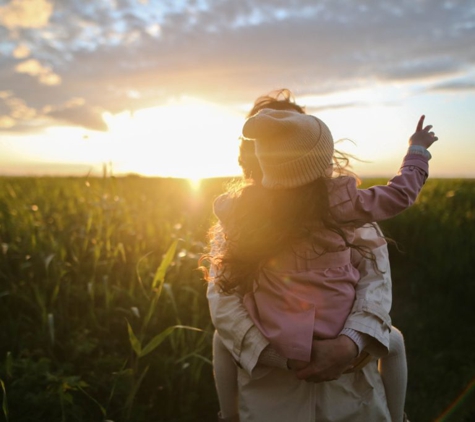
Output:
[{"xmin": 0, "ymin": 176, "xmax": 474, "ymax": 422}]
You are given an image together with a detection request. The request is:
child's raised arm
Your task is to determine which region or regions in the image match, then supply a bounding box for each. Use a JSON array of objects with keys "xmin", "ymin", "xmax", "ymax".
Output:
[{"xmin": 328, "ymin": 115, "xmax": 439, "ymax": 224}]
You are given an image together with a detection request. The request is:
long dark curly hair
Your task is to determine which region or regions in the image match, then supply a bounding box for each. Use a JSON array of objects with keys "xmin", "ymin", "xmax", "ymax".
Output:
[{"xmin": 203, "ymin": 89, "xmax": 378, "ymax": 294}]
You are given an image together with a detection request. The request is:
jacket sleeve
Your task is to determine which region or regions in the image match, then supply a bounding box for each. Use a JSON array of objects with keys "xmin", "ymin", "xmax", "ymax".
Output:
[
  {"xmin": 344, "ymin": 224, "xmax": 392, "ymax": 358},
  {"xmin": 330, "ymin": 153, "xmax": 429, "ymax": 223},
  {"xmin": 208, "ymin": 283, "xmax": 269, "ymax": 375},
  {"xmin": 207, "ymin": 225, "xmax": 393, "ymax": 371},
  {"xmin": 206, "ymin": 225, "xmax": 270, "ymax": 376}
]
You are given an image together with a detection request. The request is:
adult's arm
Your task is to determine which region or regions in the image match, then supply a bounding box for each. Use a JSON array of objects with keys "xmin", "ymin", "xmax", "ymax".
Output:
[
  {"xmin": 206, "ymin": 227, "xmax": 270, "ymax": 375},
  {"xmin": 208, "ymin": 281, "xmax": 270, "ymax": 374},
  {"xmin": 207, "ymin": 223, "xmax": 392, "ymax": 377},
  {"xmin": 341, "ymin": 223, "xmax": 393, "ymax": 358},
  {"xmin": 292, "ymin": 223, "xmax": 392, "ymax": 381}
]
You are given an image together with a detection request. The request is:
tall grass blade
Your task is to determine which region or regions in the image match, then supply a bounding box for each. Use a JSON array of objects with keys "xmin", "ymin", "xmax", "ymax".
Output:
[
  {"xmin": 44, "ymin": 254, "xmax": 55, "ymax": 271},
  {"xmin": 48, "ymin": 313, "xmax": 55, "ymax": 345},
  {"xmin": 126, "ymin": 321, "xmax": 141, "ymax": 356},
  {"xmin": 151, "ymin": 239, "xmax": 179, "ymax": 290},
  {"xmin": 0, "ymin": 379, "xmax": 8, "ymax": 422},
  {"xmin": 5, "ymin": 353, "xmax": 12, "ymax": 378},
  {"xmin": 139, "ymin": 325, "xmax": 202, "ymax": 358},
  {"xmin": 142, "ymin": 240, "xmax": 179, "ymax": 333},
  {"xmin": 163, "ymin": 283, "xmax": 180, "ymax": 323},
  {"xmin": 135, "ymin": 251, "xmax": 153, "ymax": 298},
  {"xmin": 175, "ymin": 352, "xmax": 212, "ymax": 366},
  {"xmin": 77, "ymin": 385, "xmax": 106, "ymax": 417},
  {"xmin": 125, "ymin": 365, "xmax": 149, "ymax": 419}
]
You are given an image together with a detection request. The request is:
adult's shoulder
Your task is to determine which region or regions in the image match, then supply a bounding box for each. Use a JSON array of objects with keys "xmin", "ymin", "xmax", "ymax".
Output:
[{"xmin": 354, "ymin": 223, "xmax": 387, "ymax": 247}]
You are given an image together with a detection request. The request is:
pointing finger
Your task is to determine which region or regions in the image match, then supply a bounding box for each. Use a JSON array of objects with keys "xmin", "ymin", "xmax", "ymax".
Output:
[{"xmin": 416, "ymin": 115, "xmax": 425, "ymax": 132}]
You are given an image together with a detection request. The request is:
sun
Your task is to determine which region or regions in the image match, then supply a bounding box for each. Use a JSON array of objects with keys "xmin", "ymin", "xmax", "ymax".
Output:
[{"xmin": 103, "ymin": 97, "xmax": 244, "ymax": 180}]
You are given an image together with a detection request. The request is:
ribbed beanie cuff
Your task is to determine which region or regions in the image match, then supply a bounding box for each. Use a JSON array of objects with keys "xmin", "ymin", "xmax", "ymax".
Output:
[{"xmin": 242, "ymin": 109, "xmax": 334, "ymax": 189}]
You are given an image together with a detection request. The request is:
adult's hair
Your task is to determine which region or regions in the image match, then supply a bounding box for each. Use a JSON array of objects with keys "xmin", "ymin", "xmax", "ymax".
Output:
[{"xmin": 238, "ymin": 89, "xmax": 304, "ymax": 183}]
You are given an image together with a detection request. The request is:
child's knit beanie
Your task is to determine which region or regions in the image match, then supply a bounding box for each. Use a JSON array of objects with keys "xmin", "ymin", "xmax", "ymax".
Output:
[{"xmin": 242, "ymin": 108, "xmax": 334, "ymax": 189}]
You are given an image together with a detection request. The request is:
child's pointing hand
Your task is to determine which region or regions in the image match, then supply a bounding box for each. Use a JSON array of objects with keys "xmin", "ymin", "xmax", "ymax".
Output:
[{"xmin": 409, "ymin": 115, "xmax": 438, "ymax": 149}]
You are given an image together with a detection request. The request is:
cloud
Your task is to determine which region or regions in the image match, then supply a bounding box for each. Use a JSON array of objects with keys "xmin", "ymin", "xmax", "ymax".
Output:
[
  {"xmin": 0, "ymin": 90, "xmax": 106, "ymax": 133},
  {"xmin": 15, "ymin": 59, "xmax": 61, "ymax": 85},
  {"xmin": 0, "ymin": 90, "xmax": 37, "ymax": 128},
  {"xmin": 0, "ymin": 116, "xmax": 16, "ymax": 129},
  {"xmin": 429, "ymin": 79, "xmax": 475, "ymax": 93},
  {"xmin": 0, "ymin": 0, "xmax": 53, "ymax": 29},
  {"xmin": 1, "ymin": 0, "xmax": 475, "ymax": 134},
  {"xmin": 306, "ymin": 102, "xmax": 373, "ymax": 114},
  {"xmin": 12, "ymin": 43, "xmax": 30, "ymax": 58},
  {"xmin": 45, "ymin": 99, "xmax": 108, "ymax": 131}
]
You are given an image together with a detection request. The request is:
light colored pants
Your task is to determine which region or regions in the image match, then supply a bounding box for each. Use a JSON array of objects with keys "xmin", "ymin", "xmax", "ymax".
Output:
[{"xmin": 237, "ymin": 360, "xmax": 391, "ymax": 422}]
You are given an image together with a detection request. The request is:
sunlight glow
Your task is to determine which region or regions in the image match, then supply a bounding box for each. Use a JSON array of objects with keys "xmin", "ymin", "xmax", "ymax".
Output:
[
  {"xmin": 102, "ymin": 97, "xmax": 243, "ymax": 178},
  {"xmin": 187, "ymin": 177, "xmax": 202, "ymax": 191},
  {"xmin": 301, "ymin": 88, "xmax": 419, "ymax": 177},
  {"xmin": 0, "ymin": 91, "xmax": 464, "ymax": 178}
]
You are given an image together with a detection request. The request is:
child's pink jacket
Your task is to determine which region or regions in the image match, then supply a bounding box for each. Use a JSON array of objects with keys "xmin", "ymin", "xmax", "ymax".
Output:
[{"xmin": 214, "ymin": 153, "xmax": 429, "ymax": 362}]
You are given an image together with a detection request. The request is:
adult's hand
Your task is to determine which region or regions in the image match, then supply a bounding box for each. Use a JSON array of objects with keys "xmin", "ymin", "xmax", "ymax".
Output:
[{"xmin": 292, "ymin": 335, "xmax": 358, "ymax": 383}]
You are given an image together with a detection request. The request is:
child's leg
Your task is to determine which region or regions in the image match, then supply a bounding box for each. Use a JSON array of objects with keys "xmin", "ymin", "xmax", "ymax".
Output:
[
  {"xmin": 379, "ymin": 326, "xmax": 408, "ymax": 422},
  {"xmin": 213, "ymin": 330, "xmax": 239, "ymax": 420}
]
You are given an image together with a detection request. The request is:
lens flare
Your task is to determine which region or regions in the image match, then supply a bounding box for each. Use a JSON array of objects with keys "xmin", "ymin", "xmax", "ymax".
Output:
[{"xmin": 434, "ymin": 377, "xmax": 475, "ymax": 421}]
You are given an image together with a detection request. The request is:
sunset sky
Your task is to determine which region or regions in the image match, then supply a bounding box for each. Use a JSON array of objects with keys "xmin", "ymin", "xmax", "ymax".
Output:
[{"xmin": 0, "ymin": 0, "xmax": 474, "ymax": 179}]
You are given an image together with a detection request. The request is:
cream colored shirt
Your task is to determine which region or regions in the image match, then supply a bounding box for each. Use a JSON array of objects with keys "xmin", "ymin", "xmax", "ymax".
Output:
[{"xmin": 207, "ymin": 224, "xmax": 392, "ymax": 376}]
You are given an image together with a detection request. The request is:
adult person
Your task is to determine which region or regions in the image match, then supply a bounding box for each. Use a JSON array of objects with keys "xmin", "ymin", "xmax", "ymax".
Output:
[{"xmin": 205, "ymin": 89, "xmax": 430, "ymax": 421}]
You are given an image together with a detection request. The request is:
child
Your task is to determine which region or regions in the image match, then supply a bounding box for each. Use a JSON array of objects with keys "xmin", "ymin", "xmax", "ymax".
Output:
[{"xmin": 209, "ymin": 99, "xmax": 437, "ymax": 421}]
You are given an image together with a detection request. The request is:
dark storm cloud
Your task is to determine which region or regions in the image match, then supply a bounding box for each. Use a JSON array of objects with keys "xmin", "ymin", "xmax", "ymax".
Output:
[{"xmin": 0, "ymin": 0, "xmax": 474, "ymax": 133}]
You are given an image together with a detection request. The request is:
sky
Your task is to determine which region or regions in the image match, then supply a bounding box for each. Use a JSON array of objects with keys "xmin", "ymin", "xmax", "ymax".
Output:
[{"xmin": 0, "ymin": 0, "xmax": 474, "ymax": 179}]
